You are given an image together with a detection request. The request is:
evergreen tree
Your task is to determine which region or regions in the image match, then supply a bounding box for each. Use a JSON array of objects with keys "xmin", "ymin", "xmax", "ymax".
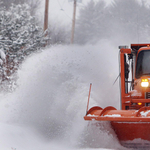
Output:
[
  {"xmin": 109, "ymin": 0, "xmax": 150, "ymax": 42},
  {"xmin": 75, "ymin": 0, "xmax": 107, "ymax": 44},
  {"xmin": 0, "ymin": 4, "xmax": 47, "ymax": 91},
  {"xmin": 48, "ymin": 22, "xmax": 70, "ymax": 45},
  {"xmin": 0, "ymin": 0, "xmax": 41, "ymax": 16},
  {"xmin": 75, "ymin": 0, "xmax": 150, "ymax": 44}
]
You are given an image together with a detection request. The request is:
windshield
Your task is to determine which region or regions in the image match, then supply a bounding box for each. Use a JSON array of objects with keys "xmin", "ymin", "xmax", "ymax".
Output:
[{"xmin": 136, "ymin": 50, "xmax": 150, "ymax": 78}]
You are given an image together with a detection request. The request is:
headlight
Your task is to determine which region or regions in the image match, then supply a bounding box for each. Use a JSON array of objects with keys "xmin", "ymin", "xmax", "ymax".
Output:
[
  {"xmin": 141, "ymin": 79, "xmax": 149, "ymax": 87},
  {"xmin": 138, "ymin": 102, "xmax": 142, "ymax": 105}
]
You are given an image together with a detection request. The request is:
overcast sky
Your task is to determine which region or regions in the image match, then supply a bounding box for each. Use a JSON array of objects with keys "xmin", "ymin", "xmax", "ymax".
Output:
[
  {"xmin": 39, "ymin": 0, "xmax": 150, "ymax": 27},
  {"xmin": 39, "ymin": 0, "xmax": 114, "ymax": 26}
]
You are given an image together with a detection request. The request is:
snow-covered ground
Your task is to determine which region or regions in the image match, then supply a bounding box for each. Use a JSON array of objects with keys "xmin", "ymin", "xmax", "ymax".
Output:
[{"xmin": 0, "ymin": 41, "xmax": 128, "ymax": 150}]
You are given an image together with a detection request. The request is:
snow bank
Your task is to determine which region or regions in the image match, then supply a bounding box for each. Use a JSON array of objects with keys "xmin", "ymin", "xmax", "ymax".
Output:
[{"xmin": 0, "ymin": 123, "xmax": 48, "ymax": 150}]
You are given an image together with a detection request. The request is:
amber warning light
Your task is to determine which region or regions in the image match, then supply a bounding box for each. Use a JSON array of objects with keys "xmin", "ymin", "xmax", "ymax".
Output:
[
  {"xmin": 138, "ymin": 103, "xmax": 142, "ymax": 105},
  {"xmin": 141, "ymin": 79, "xmax": 149, "ymax": 87}
]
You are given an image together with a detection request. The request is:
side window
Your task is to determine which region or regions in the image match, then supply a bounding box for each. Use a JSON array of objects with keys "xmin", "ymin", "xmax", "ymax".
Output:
[{"xmin": 136, "ymin": 51, "xmax": 144, "ymax": 78}]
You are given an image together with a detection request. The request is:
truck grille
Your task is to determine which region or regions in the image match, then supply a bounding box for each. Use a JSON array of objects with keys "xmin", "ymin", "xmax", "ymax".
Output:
[{"xmin": 145, "ymin": 92, "xmax": 150, "ymax": 99}]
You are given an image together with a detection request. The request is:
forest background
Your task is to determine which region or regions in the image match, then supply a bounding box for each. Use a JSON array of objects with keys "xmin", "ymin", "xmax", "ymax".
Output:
[{"xmin": 0, "ymin": 0, "xmax": 150, "ymax": 92}]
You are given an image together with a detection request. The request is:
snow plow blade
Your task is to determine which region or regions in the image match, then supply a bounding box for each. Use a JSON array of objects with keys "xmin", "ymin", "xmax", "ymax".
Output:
[
  {"xmin": 84, "ymin": 106, "xmax": 150, "ymax": 122},
  {"xmin": 84, "ymin": 106, "xmax": 150, "ymax": 148}
]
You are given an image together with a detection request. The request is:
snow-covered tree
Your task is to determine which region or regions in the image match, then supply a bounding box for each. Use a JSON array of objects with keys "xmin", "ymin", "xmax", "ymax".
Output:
[
  {"xmin": 108, "ymin": 0, "xmax": 150, "ymax": 42},
  {"xmin": 48, "ymin": 22, "xmax": 70, "ymax": 45},
  {"xmin": 75, "ymin": 0, "xmax": 150, "ymax": 44},
  {"xmin": 0, "ymin": 0, "xmax": 41, "ymax": 16},
  {"xmin": 0, "ymin": 4, "xmax": 47, "ymax": 91},
  {"xmin": 75, "ymin": 0, "xmax": 107, "ymax": 44}
]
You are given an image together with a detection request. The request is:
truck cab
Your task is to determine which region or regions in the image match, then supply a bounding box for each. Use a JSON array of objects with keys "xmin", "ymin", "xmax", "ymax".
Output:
[{"xmin": 120, "ymin": 44, "xmax": 150, "ymax": 110}]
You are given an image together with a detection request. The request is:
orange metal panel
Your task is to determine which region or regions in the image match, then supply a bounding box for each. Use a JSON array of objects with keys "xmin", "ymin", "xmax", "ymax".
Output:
[
  {"xmin": 84, "ymin": 106, "xmax": 150, "ymax": 122},
  {"xmin": 111, "ymin": 121, "xmax": 150, "ymax": 141},
  {"xmin": 120, "ymin": 49, "xmax": 132, "ymax": 110}
]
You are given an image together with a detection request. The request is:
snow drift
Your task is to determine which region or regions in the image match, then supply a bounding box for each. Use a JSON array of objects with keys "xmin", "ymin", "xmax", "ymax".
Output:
[{"xmin": 0, "ymin": 41, "xmax": 127, "ymax": 150}]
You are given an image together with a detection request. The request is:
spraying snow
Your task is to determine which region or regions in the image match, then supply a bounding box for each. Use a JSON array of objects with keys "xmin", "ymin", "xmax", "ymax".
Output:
[{"xmin": 0, "ymin": 41, "xmax": 127, "ymax": 150}]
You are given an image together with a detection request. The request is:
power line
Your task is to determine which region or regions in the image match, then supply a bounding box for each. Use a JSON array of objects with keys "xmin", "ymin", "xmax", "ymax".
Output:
[
  {"xmin": 56, "ymin": 0, "xmax": 72, "ymax": 20},
  {"xmin": 57, "ymin": 0, "xmax": 66, "ymax": 10}
]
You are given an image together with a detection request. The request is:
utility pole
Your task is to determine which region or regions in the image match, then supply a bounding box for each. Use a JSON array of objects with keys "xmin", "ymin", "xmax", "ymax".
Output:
[
  {"xmin": 44, "ymin": 0, "xmax": 49, "ymax": 35},
  {"xmin": 71, "ymin": 0, "xmax": 77, "ymax": 44}
]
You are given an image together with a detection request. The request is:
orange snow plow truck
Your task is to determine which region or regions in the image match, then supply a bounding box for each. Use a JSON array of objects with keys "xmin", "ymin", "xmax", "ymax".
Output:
[{"xmin": 84, "ymin": 44, "xmax": 150, "ymax": 149}]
